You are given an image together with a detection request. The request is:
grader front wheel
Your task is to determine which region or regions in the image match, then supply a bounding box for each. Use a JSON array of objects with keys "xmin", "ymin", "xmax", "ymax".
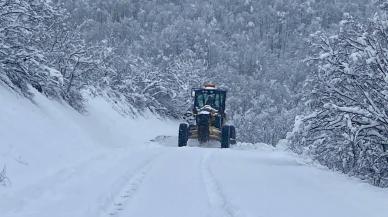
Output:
[{"xmin": 178, "ymin": 123, "xmax": 189, "ymax": 147}]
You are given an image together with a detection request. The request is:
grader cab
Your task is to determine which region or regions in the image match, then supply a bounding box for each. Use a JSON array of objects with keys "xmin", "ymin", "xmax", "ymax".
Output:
[{"xmin": 178, "ymin": 84, "xmax": 236, "ymax": 148}]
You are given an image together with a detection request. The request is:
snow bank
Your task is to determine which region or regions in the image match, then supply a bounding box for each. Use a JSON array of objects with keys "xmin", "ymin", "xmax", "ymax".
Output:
[
  {"xmin": 232, "ymin": 142, "xmax": 275, "ymax": 151},
  {"xmin": 0, "ymin": 85, "xmax": 176, "ymax": 191}
]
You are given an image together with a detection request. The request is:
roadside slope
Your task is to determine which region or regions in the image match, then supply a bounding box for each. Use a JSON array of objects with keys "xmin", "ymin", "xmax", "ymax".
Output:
[{"xmin": 0, "ymin": 86, "xmax": 176, "ymax": 217}]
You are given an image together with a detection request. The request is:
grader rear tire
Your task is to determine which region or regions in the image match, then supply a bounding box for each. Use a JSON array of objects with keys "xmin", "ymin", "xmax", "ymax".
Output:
[
  {"xmin": 221, "ymin": 125, "xmax": 231, "ymax": 148},
  {"xmin": 230, "ymin": 125, "xmax": 236, "ymax": 145}
]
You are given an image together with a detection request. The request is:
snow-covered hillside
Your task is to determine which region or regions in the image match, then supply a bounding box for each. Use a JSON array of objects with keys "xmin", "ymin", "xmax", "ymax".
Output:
[
  {"xmin": 0, "ymin": 86, "xmax": 176, "ymax": 216},
  {"xmin": 1, "ymin": 86, "xmax": 388, "ymax": 217}
]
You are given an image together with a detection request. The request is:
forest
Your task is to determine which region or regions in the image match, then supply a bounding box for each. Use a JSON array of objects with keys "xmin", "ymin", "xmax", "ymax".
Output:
[{"xmin": 1, "ymin": 0, "xmax": 387, "ymax": 187}]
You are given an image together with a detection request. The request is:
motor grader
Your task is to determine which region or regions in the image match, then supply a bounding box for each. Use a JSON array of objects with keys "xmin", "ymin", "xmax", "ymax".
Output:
[{"xmin": 178, "ymin": 83, "xmax": 236, "ymax": 148}]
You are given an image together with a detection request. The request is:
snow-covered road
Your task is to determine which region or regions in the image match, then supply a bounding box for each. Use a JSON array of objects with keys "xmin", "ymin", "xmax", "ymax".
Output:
[
  {"xmin": 103, "ymin": 143, "xmax": 388, "ymax": 217},
  {"xmin": 2, "ymin": 140, "xmax": 388, "ymax": 217}
]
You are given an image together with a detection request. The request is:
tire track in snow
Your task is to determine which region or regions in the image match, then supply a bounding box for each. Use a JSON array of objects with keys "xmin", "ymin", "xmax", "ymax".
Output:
[
  {"xmin": 100, "ymin": 152, "xmax": 162, "ymax": 217},
  {"xmin": 201, "ymin": 151, "xmax": 246, "ymax": 217}
]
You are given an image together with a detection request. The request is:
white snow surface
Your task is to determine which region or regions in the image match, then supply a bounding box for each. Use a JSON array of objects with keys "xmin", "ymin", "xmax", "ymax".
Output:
[{"xmin": 1, "ymin": 85, "xmax": 388, "ymax": 217}]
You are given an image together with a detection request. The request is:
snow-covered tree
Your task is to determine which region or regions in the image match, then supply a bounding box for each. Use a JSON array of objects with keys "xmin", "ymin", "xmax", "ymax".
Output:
[
  {"xmin": 289, "ymin": 12, "xmax": 388, "ymax": 186},
  {"xmin": 0, "ymin": 0, "xmax": 64, "ymax": 97}
]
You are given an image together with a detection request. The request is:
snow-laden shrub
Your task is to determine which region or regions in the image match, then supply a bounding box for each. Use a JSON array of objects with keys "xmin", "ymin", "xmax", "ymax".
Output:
[
  {"xmin": 289, "ymin": 13, "xmax": 388, "ymax": 187},
  {"xmin": 0, "ymin": 0, "xmax": 103, "ymax": 111},
  {"xmin": 0, "ymin": 0, "xmax": 63, "ymax": 98}
]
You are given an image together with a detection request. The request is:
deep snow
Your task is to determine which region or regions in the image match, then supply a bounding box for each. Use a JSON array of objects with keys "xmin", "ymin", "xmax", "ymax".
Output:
[
  {"xmin": 0, "ymin": 86, "xmax": 176, "ymax": 217},
  {"xmin": 1, "ymin": 85, "xmax": 388, "ymax": 217}
]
